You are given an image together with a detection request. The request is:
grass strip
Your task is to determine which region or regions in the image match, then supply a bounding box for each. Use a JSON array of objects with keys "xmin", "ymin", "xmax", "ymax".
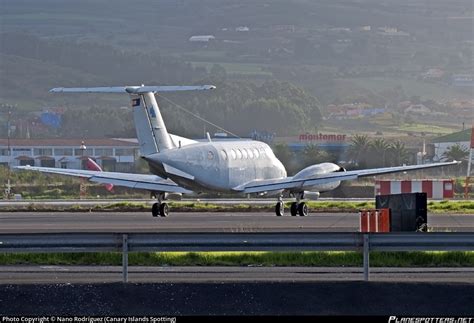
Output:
[
  {"xmin": 1, "ymin": 251, "xmax": 473, "ymax": 267},
  {"xmin": 1, "ymin": 200, "xmax": 473, "ymax": 213},
  {"xmin": 427, "ymin": 200, "xmax": 474, "ymax": 213}
]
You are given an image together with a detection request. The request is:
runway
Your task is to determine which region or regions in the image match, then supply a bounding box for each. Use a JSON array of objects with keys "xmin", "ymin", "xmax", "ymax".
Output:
[
  {"xmin": 1, "ymin": 265, "xmax": 474, "ymax": 284},
  {"xmin": 0, "ymin": 211, "xmax": 473, "ymax": 233},
  {"xmin": 0, "ymin": 265, "xmax": 474, "ymax": 284}
]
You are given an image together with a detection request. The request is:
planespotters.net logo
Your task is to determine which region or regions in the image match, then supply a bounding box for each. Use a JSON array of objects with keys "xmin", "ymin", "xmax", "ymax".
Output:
[{"xmin": 388, "ymin": 317, "xmax": 473, "ymax": 323}]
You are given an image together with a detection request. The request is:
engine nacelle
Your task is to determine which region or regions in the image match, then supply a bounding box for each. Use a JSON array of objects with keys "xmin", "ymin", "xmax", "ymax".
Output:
[
  {"xmin": 293, "ymin": 162, "xmax": 345, "ymax": 179},
  {"xmin": 293, "ymin": 162, "xmax": 345, "ymax": 193},
  {"xmin": 303, "ymin": 191, "xmax": 320, "ymax": 200},
  {"xmin": 164, "ymin": 192, "xmax": 182, "ymax": 200}
]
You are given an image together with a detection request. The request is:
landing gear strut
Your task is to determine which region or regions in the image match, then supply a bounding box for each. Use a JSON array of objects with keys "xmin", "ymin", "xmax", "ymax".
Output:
[
  {"xmin": 277, "ymin": 192, "xmax": 309, "ymax": 217},
  {"xmin": 151, "ymin": 192, "xmax": 169, "ymax": 217}
]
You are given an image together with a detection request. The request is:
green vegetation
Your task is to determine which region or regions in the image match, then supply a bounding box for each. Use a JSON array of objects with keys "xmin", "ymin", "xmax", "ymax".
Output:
[
  {"xmin": 191, "ymin": 62, "xmax": 272, "ymax": 77},
  {"xmin": 393, "ymin": 124, "xmax": 457, "ymax": 135},
  {"xmin": 0, "ymin": 33, "xmax": 322, "ymax": 138},
  {"xmin": 1, "ymin": 251, "xmax": 472, "ymax": 267},
  {"xmin": 428, "ymin": 200, "xmax": 474, "ymax": 213},
  {"xmin": 344, "ymin": 77, "xmax": 472, "ymax": 103},
  {"xmin": 1, "ymin": 200, "xmax": 473, "ymax": 214},
  {"xmin": 347, "ymin": 135, "xmax": 412, "ymax": 168},
  {"xmin": 2, "ymin": 0, "xmax": 472, "ymax": 139}
]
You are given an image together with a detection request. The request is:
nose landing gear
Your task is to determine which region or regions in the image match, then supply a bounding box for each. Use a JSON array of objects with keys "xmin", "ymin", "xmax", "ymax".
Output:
[{"xmin": 275, "ymin": 197, "xmax": 284, "ymax": 216}]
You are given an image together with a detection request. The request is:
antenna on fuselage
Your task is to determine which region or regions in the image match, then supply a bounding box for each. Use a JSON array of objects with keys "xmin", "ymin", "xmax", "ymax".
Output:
[{"xmin": 206, "ymin": 132, "xmax": 212, "ymax": 142}]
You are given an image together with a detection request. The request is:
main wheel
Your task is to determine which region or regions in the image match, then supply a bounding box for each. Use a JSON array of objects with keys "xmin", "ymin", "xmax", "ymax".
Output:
[
  {"xmin": 290, "ymin": 202, "xmax": 298, "ymax": 216},
  {"xmin": 297, "ymin": 202, "xmax": 308, "ymax": 216},
  {"xmin": 151, "ymin": 202, "xmax": 160, "ymax": 217},
  {"xmin": 159, "ymin": 203, "xmax": 169, "ymax": 217},
  {"xmin": 275, "ymin": 201, "xmax": 284, "ymax": 216}
]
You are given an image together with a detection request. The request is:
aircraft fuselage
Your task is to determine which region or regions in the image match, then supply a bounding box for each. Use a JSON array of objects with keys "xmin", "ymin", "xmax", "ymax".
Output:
[{"xmin": 146, "ymin": 140, "xmax": 287, "ymax": 193}]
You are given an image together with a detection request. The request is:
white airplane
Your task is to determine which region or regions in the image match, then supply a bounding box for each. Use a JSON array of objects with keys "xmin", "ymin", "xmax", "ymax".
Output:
[{"xmin": 16, "ymin": 85, "xmax": 458, "ymax": 217}]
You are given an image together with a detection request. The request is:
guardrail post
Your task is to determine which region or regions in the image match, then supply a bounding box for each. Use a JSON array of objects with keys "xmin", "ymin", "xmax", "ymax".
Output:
[
  {"xmin": 363, "ymin": 234, "xmax": 370, "ymax": 282},
  {"xmin": 122, "ymin": 234, "xmax": 128, "ymax": 283}
]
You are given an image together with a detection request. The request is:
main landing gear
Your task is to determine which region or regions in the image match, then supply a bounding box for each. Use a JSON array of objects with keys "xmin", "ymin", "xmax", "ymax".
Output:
[
  {"xmin": 151, "ymin": 192, "xmax": 169, "ymax": 217},
  {"xmin": 274, "ymin": 193, "xmax": 309, "ymax": 217}
]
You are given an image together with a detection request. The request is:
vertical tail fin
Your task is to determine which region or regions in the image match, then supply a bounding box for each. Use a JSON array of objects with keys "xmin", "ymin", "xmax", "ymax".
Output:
[
  {"xmin": 50, "ymin": 85, "xmax": 216, "ymax": 156},
  {"xmin": 131, "ymin": 92, "xmax": 173, "ymax": 154}
]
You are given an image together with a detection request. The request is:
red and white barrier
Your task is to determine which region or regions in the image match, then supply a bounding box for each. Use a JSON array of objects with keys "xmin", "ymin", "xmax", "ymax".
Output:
[{"xmin": 375, "ymin": 179, "xmax": 454, "ymax": 199}]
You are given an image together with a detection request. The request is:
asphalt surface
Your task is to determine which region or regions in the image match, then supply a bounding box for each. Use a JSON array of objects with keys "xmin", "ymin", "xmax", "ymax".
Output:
[
  {"xmin": 0, "ymin": 281, "xmax": 472, "ymax": 315},
  {"xmin": 1, "ymin": 266, "xmax": 474, "ymax": 284},
  {"xmin": 1, "ymin": 210, "xmax": 472, "ymax": 316},
  {"xmin": 0, "ymin": 211, "xmax": 473, "ymax": 233}
]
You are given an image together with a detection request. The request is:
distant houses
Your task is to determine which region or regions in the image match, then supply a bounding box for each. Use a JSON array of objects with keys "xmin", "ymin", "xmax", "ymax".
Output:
[
  {"xmin": 326, "ymin": 103, "xmax": 388, "ymax": 120},
  {"xmin": 188, "ymin": 35, "xmax": 215, "ymax": 42}
]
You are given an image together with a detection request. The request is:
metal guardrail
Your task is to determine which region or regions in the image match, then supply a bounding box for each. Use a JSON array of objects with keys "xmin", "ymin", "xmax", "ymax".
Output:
[{"xmin": 1, "ymin": 232, "xmax": 473, "ymax": 282}]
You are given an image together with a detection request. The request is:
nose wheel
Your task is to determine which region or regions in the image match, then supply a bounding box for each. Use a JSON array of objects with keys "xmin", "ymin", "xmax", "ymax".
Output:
[{"xmin": 275, "ymin": 201, "xmax": 284, "ymax": 216}]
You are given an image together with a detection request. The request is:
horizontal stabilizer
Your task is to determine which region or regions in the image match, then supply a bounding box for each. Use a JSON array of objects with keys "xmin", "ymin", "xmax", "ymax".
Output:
[{"xmin": 50, "ymin": 85, "xmax": 216, "ymax": 94}]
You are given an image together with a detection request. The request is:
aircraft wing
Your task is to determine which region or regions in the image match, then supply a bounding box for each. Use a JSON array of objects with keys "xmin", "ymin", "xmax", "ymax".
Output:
[
  {"xmin": 235, "ymin": 161, "xmax": 459, "ymax": 194},
  {"xmin": 14, "ymin": 166, "xmax": 192, "ymax": 194}
]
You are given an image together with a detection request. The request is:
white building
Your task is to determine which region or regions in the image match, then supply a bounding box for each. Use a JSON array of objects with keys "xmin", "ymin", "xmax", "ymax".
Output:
[
  {"xmin": 0, "ymin": 138, "xmax": 139, "ymax": 172},
  {"xmin": 189, "ymin": 35, "xmax": 215, "ymax": 42}
]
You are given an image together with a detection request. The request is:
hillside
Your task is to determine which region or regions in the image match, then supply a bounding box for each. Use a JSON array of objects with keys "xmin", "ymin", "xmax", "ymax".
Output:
[{"xmin": 0, "ymin": 0, "xmax": 472, "ymax": 138}]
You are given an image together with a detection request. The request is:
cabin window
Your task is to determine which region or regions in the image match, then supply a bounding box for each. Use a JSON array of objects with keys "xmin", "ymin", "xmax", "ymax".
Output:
[
  {"xmin": 242, "ymin": 149, "xmax": 248, "ymax": 159},
  {"xmin": 207, "ymin": 151, "xmax": 214, "ymax": 160},
  {"xmin": 247, "ymin": 148, "xmax": 254, "ymax": 159},
  {"xmin": 220, "ymin": 150, "xmax": 228, "ymax": 160},
  {"xmin": 236, "ymin": 149, "xmax": 243, "ymax": 159},
  {"xmin": 230, "ymin": 149, "xmax": 237, "ymax": 160},
  {"xmin": 253, "ymin": 148, "xmax": 259, "ymax": 159}
]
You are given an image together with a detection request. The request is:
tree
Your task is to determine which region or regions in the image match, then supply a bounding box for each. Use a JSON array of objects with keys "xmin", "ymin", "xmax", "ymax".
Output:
[
  {"xmin": 388, "ymin": 140, "xmax": 409, "ymax": 166},
  {"xmin": 442, "ymin": 144, "xmax": 469, "ymax": 162},
  {"xmin": 301, "ymin": 143, "xmax": 332, "ymax": 168},
  {"xmin": 273, "ymin": 143, "xmax": 295, "ymax": 174},
  {"xmin": 369, "ymin": 138, "xmax": 390, "ymax": 167},
  {"xmin": 441, "ymin": 144, "xmax": 469, "ymax": 176},
  {"xmin": 347, "ymin": 134, "xmax": 371, "ymax": 167},
  {"xmin": 210, "ymin": 64, "xmax": 227, "ymax": 83}
]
